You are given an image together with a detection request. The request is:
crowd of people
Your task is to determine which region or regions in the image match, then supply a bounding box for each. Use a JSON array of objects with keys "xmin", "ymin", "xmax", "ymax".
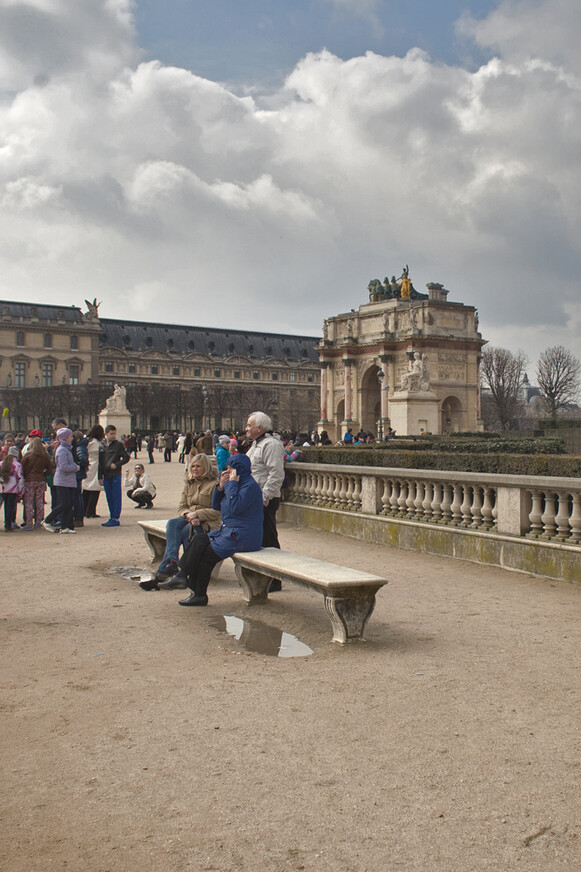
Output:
[{"xmin": 0, "ymin": 412, "xmax": 305, "ymax": 607}]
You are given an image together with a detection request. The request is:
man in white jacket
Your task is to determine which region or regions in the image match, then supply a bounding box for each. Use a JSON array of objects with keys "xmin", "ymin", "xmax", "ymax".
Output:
[{"xmin": 245, "ymin": 411, "xmax": 285, "ymax": 556}]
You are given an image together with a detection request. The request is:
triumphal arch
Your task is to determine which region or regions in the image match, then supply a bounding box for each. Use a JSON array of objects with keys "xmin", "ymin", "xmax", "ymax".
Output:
[{"xmin": 318, "ymin": 269, "xmax": 486, "ymax": 438}]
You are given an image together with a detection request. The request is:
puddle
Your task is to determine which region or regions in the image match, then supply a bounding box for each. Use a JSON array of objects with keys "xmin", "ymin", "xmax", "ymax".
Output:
[
  {"xmin": 109, "ymin": 565, "xmax": 154, "ymax": 583},
  {"xmin": 209, "ymin": 615, "xmax": 313, "ymax": 658}
]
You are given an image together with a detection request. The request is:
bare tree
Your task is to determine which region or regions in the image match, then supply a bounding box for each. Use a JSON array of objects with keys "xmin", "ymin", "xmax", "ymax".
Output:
[
  {"xmin": 536, "ymin": 345, "xmax": 581, "ymax": 418},
  {"xmin": 480, "ymin": 346, "xmax": 528, "ymax": 431}
]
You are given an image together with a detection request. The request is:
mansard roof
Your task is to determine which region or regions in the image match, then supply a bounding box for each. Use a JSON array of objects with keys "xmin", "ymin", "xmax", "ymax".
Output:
[
  {"xmin": 99, "ymin": 318, "xmax": 319, "ymax": 363},
  {"xmin": 0, "ymin": 300, "xmax": 85, "ymax": 324}
]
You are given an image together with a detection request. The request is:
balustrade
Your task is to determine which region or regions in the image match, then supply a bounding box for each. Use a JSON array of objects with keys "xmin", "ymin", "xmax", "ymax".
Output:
[{"xmin": 284, "ymin": 462, "xmax": 581, "ymax": 547}]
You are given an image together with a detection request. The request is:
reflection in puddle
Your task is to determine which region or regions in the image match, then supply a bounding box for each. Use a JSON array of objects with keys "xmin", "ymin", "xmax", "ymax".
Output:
[
  {"xmin": 109, "ymin": 565, "xmax": 153, "ymax": 583},
  {"xmin": 209, "ymin": 615, "xmax": 313, "ymax": 658}
]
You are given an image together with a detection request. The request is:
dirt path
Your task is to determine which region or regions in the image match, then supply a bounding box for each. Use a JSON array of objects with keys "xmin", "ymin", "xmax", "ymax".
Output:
[{"xmin": 1, "ymin": 453, "xmax": 580, "ymax": 871}]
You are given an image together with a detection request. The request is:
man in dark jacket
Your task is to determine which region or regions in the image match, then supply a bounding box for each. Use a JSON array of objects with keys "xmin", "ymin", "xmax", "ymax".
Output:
[{"xmin": 102, "ymin": 425, "xmax": 130, "ymax": 527}]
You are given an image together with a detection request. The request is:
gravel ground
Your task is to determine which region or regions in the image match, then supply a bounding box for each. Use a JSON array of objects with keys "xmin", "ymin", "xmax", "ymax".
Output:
[{"xmin": 1, "ymin": 453, "xmax": 580, "ymax": 871}]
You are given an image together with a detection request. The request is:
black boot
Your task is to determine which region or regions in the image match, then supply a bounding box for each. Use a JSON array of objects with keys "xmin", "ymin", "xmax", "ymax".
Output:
[
  {"xmin": 158, "ymin": 570, "xmax": 188, "ymax": 590},
  {"xmin": 178, "ymin": 592, "xmax": 208, "ymax": 606}
]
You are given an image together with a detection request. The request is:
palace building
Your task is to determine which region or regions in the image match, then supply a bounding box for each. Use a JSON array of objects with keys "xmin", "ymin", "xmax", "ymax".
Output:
[{"xmin": 0, "ymin": 300, "xmax": 320, "ymax": 433}]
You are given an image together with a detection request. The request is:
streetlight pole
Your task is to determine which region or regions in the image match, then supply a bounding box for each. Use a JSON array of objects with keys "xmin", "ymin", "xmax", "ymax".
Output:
[{"xmin": 201, "ymin": 384, "xmax": 209, "ymax": 431}]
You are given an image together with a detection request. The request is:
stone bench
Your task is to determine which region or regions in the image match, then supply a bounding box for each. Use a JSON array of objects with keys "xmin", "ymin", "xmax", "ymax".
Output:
[
  {"xmin": 232, "ymin": 548, "xmax": 388, "ymax": 644},
  {"xmin": 138, "ymin": 520, "xmax": 388, "ymax": 644}
]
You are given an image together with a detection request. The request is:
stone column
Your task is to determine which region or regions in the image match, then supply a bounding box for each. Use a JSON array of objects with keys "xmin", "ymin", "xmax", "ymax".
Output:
[
  {"xmin": 379, "ymin": 354, "xmax": 392, "ymax": 427},
  {"xmin": 319, "ymin": 361, "xmax": 330, "ymax": 423},
  {"xmin": 343, "ymin": 358, "xmax": 354, "ymax": 421}
]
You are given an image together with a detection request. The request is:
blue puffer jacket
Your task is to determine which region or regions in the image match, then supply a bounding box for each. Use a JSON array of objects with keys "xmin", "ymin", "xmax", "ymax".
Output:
[{"xmin": 209, "ymin": 453, "xmax": 263, "ymax": 558}]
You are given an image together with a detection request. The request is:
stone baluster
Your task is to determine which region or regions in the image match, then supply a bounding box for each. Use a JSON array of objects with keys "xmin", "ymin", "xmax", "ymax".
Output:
[
  {"xmin": 450, "ymin": 484, "xmax": 463, "ymax": 526},
  {"xmin": 345, "ymin": 475, "xmax": 354, "ymax": 510},
  {"xmin": 315, "ymin": 472, "xmax": 325, "ymax": 506},
  {"xmin": 481, "ymin": 487, "xmax": 495, "ymax": 530},
  {"xmin": 440, "ymin": 483, "xmax": 453, "ymax": 524},
  {"xmin": 422, "ymin": 482, "xmax": 434, "ymax": 521},
  {"xmin": 352, "ymin": 476, "xmax": 362, "ymax": 511},
  {"xmin": 323, "ymin": 472, "xmax": 333, "ymax": 507},
  {"xmin": 308, "ymin": 471, "xmax": 318, "ymax": 504},
  {"xmin": 527, "ymin": 489, "xmax": 544, "ymax": 538},
  {"xmin": 541, "ymin": 491, "xmax": 557, "ymax": 539},
  {"xmin": 332, "ymin": 473, "xmax": 342, "ymax": 507},
  {"xmin": 390, "ymin": 479, "xmax": 400, "ymax": 515},
  {"xmin": 460, "ymin": 485, "xmax": 473, "ymax": 527},
  {"xmin": 406, "ymin": 481, "xmax": 416, "ymax": 518},
  {"xmin": 554, "ymin": 491, "xmax": 572, "ymax": 541},
  {"xmin": 431, "ymin": 482, "xmax": 443, "ymax": 523},
  {"xmin": 569, "ymin": 492, "xmax": 581, "ymax": 544},
  {"xmin": 414, "ymin": 481, "xmax": 425, "ymax": 519},
  {"xmin": 381, "ymin": 478, "xmax": 392, "ymax": 515},
  {"xmin": 470, "ymin": 486, "xmax": 483, "ymax": 528},
  {"xmin": 339, "ymin": 474, "xmax": 348, "ymax": 509},
  {"xmin": 397, "ymin": 480, "xmax": 408, "ymax": 518}
]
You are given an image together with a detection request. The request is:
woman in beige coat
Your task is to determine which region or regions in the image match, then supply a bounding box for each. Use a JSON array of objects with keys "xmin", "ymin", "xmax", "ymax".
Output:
[{"xmin": 140, "ymin": 453, "xmax": 220, "ymax": 590}]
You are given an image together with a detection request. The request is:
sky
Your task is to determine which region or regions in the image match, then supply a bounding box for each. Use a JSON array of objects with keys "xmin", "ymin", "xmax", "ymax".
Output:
[{"xmin": 0, "ymin": 0, "xmax": 580, "ymax": 376}]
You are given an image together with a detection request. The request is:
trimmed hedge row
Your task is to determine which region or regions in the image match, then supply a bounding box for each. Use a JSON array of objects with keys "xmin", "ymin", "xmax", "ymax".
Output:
[
  {"xmin": 348, "ymin": 437, "xmax": 567, "ymax": 455},
  {"xmin": 300, "ymin": 447, "xmax": 581, "ymax": 477}
]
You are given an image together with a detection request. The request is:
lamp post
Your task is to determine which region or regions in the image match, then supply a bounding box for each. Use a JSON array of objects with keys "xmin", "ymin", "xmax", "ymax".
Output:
[{"xmin": 201, "ymin": 384, "xmax": 209, "ymax": 430}]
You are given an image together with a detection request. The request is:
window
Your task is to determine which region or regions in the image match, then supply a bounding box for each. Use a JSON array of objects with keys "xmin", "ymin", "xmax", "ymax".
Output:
[
  {"xmin": 69, "ymin": 365, "xmax": 79, "ymax": 385},
  {"xmin": 42, "ymin": 363, "xmax": 53, "ymax": 386},
  {"xmin": 15, "ymin": 361, "xmax": 25, "ymax": 388},
  {"xmin": 214, "ymin": 368, "xmax": 221, "ymax": 378},
  {"xmin": 16, "ymin": 331, "xmax": 25, "ymax": 346},
  {"xmin": 173, "ymin": 366, "xmax": 180, "ymax": 376},
  {"xmin": 272, "ymin": 372, "xmax": 278, "ymax": 381},
  {"xmin": 105, "ymin": 362, "xmax": 113, "ymax": 373},
  {"xmin": 151, "ymin": 365, "xmax": 158, "ymax": 375},
  {"xmin": 43, "ymin": 334, "xmax": 52, "ymax": 348},
  {"xmin": 307, "ymin": 373, "xmax": 314, "ymax": 383},
  {"xmin": 234, "ymin": 370, "xmax": 240, "ymax": 379},
  {"xmin": 253, "ymin": 371, "xmax": 259, "ymax": 380},
  {"xmin": 128, "ymin": 363, "xmax": 136, "ymax": 374},
  {"xmin": 194, "ymin": 367, "xmax": 201, "ymax": 377},
  {"xmin": 290, "ymin": 372, "xmax": 296, "ymax": 382},
  {"xmin": 70, "ymin": 335, "xmax": 78, "ymax": 350}
]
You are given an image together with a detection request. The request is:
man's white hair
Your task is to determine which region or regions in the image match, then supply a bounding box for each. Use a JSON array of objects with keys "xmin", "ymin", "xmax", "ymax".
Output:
[{"xmin": 248, "ymin": 411, "xmax": 271, "ymax": 432}]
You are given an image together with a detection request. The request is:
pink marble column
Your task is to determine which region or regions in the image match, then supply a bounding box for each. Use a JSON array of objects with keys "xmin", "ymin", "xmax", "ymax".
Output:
[
  {"xmin": 344, "ymin": 359, "xmax": 354, "ymax": 421},
  {"xmin": 320, "ymin": 362, "xmax": 330, "ymax": 422}
]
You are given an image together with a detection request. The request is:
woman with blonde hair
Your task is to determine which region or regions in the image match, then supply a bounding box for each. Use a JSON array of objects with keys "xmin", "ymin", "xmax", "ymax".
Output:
[
  {"xmin": 139, "ymin": 452, "xmax": 221, "ymax": 590},
  {"xmin": 21, "ymin": 436, "xmax": 52, "ymax": 529}
]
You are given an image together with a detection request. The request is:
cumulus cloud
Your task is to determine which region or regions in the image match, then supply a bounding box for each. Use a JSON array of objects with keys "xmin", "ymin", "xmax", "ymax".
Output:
[{"xmin": 0, "ymin": 0, "xmax": 579, "ymax": 368}]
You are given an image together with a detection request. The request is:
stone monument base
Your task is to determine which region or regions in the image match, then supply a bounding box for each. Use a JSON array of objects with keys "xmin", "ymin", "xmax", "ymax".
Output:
[
  {"xmin": 98, "ymin": 411, "xmax": 132, "ymax": 437},
  {"xmin": 389, "ymin": 391, "xmax": 440, "ymax": 436}
]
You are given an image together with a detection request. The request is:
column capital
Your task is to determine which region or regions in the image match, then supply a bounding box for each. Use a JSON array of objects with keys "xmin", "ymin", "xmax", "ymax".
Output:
[
  {"xmin": 319, "ymin": 360, "xmax": 332, "ymax": 369},
  {"xmin": 342, "ymin": 358, "xmax": 356, "ymax": 367}
]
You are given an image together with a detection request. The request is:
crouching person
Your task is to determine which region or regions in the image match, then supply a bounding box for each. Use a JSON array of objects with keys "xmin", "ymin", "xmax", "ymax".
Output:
[
  {"xmin": 176, "ymin": 453, "xmax": 263, "ymax": 607},
  {"xmin": 124, "ymin": 463, "xmax": 156, "ymax": 509}
]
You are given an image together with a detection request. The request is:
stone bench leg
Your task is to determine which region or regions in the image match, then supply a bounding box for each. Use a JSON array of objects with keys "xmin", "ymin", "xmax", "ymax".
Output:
[
  {"xmin": 143, "ymin": 531, "xmax": 166, "ymax": 563},
  {"xmin": 324, "ymin": 592, "xmax": 377, "ymax": 644},
  {"xmin": 235, "ymin": 565, "xmax": 271, "ymax": 604}
]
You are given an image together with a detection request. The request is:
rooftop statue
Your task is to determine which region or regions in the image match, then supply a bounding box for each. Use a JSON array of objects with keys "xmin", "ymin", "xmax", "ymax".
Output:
[
  {"xmin": 84, "ymin": 298, "xmax": 102, "ymax": 320},
  {"xmin": 368, "ymin": 266, "xmax": 428, "ymax": 302}
]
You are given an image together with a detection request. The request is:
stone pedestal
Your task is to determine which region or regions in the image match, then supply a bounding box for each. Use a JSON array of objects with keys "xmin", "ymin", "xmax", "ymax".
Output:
[
  {"xmin": 389, "ymin": 390, "xmax": 440, "ymax": 436},
  {"xmin": 98, "ymin": 410, "xmax": 131, "ymax": 437}
]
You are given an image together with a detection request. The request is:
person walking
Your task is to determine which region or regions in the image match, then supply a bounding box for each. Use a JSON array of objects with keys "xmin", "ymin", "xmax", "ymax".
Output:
[{"xmin": 101, "ymin": 425, "xmax": 130, "ymax": 527}]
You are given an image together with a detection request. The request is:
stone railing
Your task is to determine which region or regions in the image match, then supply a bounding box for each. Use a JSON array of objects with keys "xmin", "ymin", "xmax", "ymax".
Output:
[{"xmin": 284, "ymin": 462, "xmax": 581, "ymax": 545}]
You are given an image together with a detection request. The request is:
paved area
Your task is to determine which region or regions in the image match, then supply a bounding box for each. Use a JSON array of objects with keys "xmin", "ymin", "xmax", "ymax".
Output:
[{"xmin": 1, "ymin": 452, "xmax": 580, "ymax": 871}]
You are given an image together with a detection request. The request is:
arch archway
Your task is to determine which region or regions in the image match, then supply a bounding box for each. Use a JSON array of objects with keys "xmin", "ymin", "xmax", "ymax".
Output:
[
  {"xmin": 441, "ymin": 395, "xmax": 463, "ymax": 433},
  {"xmin": 360, "ymin": 365, "xmax": 381, "ymax": 435}
]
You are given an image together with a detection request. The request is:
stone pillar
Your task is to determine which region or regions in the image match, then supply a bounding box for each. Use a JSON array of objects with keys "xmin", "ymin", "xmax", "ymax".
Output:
[
  {"xmin": 319, "ymin": 361, "xmax": 330, "ymax": 423},
  {"xmin": 379, "ymin": 354, "xmax": 392, "ymax": 425},
  {"xmin": 343, "ymin": 358, "xmax": 354, "ymax": 421}
]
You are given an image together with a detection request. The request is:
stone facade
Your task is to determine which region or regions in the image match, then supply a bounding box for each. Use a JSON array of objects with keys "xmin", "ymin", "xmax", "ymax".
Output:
[
  {"xmin": 319, "ymin": 280, "xmax": 486, "ymax": 438},
  {"xmin": 0, "ymin": 300, "xmax": 320, "ymax": 433}
]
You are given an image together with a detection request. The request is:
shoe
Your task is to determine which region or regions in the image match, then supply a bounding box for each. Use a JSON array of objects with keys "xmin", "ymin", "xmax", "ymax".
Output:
[
  {"xmin": 20, "ymin": 525, "xmax": 35, "ymax": 531},
  {"xmin": 11, "ymin": 522, "xmax": 19, "ymax": 529},
  {"xmin": 41, "ymin": 520, "xmax": 59, "ymax": 533},
  {"xmin": 139, "ymin": 579, "xmax": 159, "ymax": 591},
  {"xmin": 154, "ymin": 559, "xmax": 179, "ymax": 582},
  {"xmin": 158, "ymin": 571, "xmax": 188, "ymax": 590},
  {"xmin": 178, "ymin": 593, "xmax": 208, "ymax": 606},
  {"xmin": 144, "ymin": 503, "xmax": 153, "ymax": 509},
  {"xmin": 101, "ymin": 519, "xmax": 120, "ymax": 527},
  {"xmin": 134, "ymin": 504, "xmax": 143, "ymax": 509},
  {"xmin": 60, "ymin": 528, "xmax": 77, "ymax": 534},
  {"xmin": 269, "ymin": 579, "xmax": 282, "ymax": 592}
]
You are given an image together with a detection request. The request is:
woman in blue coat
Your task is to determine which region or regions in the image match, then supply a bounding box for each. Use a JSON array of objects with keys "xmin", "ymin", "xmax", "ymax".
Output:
[{"xmin": 177, "ymin": 452, "xmax": 263, "ymax": 606}]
